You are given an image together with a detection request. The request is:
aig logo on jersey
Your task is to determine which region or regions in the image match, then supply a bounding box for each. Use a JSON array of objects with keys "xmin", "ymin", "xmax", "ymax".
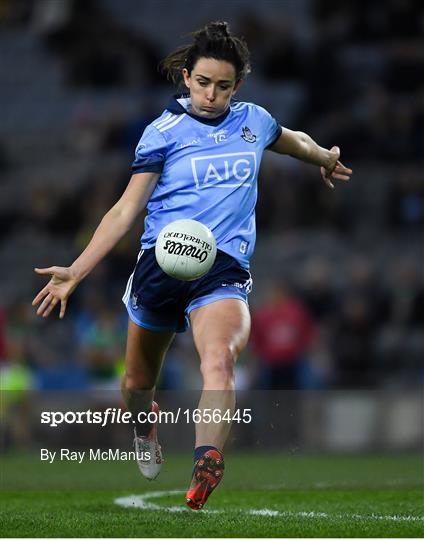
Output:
[{"xmin": 191, "ymin": 152, "xmax": 257, "ymax": 189}]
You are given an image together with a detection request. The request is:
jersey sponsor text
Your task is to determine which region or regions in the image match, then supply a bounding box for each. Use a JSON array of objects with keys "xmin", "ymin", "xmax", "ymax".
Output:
[{"xmin": 191, "ymin": 152, "xmax": 257, "ymax": 189}]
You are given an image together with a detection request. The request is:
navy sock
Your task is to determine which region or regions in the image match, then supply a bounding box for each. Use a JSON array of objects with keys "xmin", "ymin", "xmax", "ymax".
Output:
[
  {"xmin": 134, "ymin": 407, "xmax": 153, "ymax": 438},
  {"xmin": 194, "ymin": 445, "xmax": 218, "ymax": 463}
]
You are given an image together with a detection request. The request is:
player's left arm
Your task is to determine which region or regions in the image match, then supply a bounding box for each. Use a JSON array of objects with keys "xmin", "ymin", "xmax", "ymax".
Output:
[{"xmin": 268, "ymin": 128, "xmax": 352, "ymax": 189}]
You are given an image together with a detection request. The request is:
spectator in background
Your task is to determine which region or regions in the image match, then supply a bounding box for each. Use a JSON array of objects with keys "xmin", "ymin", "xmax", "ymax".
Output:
[
  {"xmin": 301, "ymin": 256, "xmax": 339, "ymax": 324},
  {"xmin": 28, "ymin": 317, "xmax": 88, "ymax": 391},
  {"xmin": 74, "ymin": 290, "xmax": 126, "ymax": 387},
  {"xmin": 375, "ymin": 256, "xmax": 424, "ymax": 383},
  {"xmin": 251, "ymin": 279, "xmax": 318, "ymax": 389},
  {"xmin": 346, "ymin": 255, "xmax": 391, "ymax": 329},
  {"xmin": 331, "ymin": 293, "xmax": 377, "ymax": 388},
  {"xmin": 250, "ymin": 278, "xmax": 323, "ymax": 447},
  {"xmin": 387, "ymin": 166, "xmax": 424, "ymax": 229},
  {"xmin": 331, "ymin": 255, "xmax": 392, "ymax": 387},
  {"xmin": 0, "ymin": 354, "xmax": 33, "ymax": 450}
]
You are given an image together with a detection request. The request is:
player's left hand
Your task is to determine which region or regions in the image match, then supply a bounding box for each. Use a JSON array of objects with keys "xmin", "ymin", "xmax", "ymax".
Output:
[{"xmin": 321, "ymin": 146, "xmax": 352, "ymax": 189}]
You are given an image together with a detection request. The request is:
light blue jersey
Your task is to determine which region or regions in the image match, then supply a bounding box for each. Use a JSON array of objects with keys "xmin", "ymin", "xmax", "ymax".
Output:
[{"xmin": 132, "ymin": 94, "xmax": 282, "ymax": 268}]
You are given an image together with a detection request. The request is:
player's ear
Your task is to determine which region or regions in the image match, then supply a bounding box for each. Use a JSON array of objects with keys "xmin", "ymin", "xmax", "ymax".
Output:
[
  {"xmin": 233, "ymin": 79, "xmax": 243, "ymax": 94},
  {"xmin": 182, "ymin": 68, "xmax": 190, "ymax": 89}
]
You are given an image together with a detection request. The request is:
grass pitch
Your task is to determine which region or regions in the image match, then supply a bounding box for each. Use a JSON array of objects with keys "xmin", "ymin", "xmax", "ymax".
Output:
[{"xmin": 1, "ymin": 452, "xmax": 423, "ymax": 537}]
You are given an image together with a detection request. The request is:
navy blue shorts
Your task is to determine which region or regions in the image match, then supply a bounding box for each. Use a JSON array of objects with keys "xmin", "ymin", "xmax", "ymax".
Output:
[{"xmin": 122, "ymin": 248, "xmax": 252, "ymax": 333}]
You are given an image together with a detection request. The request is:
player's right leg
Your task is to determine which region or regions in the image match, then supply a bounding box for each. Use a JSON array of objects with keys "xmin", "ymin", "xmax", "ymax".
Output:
[
  {"xmin": 121, "ymin": 319, "xmax": 175, "ymax": 480},
  {"xmin": 186, "ymin": 298, "xmax": 251, "ymax": 509}
]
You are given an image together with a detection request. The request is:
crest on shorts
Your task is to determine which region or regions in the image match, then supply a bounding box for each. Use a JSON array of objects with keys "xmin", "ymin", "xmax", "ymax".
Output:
[
  {"xmin": 241, "ymin": 126, "xmax": 257, "ymax": 143},
  {"xmin": 131, "ymin": 293, "xmax": 139, "ymax": 310}
]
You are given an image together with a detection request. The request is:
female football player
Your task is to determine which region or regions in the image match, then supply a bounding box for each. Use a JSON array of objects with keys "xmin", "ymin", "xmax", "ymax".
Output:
[{"xmin": 33, "ymin": 21, "xmax": 352, "ymax": 509}]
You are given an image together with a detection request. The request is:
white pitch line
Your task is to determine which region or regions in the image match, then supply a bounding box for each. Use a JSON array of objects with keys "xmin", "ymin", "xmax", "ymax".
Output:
[{"xmin": 114, "ymin": 490, "xmax": 424, "ymax": 523}]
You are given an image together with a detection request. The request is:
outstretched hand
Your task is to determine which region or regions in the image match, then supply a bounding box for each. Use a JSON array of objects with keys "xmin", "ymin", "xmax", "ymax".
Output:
[
  {"xmin": 32, "ymin": 266, "xmax": 80, "ymax": 319},
  {"xmin": 321, "ymin": 146, "xmax": 352, "ymax": 189}
]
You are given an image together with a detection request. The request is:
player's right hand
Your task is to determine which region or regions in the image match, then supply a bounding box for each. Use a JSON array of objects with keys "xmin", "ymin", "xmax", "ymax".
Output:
[
  {"xmin": 320, "ymin": 146, "xmax": 352, "ymax": 189},
  {"xmin": 32, "ymin": 266, "xmax": 80, "ymax": 319}
]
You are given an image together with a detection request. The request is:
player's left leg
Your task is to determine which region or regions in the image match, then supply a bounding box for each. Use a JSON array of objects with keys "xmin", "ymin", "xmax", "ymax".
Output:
[{"xmin": 186, "ymin": 298, "xmax": 251, "ymax": 508}]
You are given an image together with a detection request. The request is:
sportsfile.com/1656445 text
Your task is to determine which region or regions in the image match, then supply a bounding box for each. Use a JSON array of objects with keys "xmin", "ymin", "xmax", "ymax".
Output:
[{"xmin": 40, "ymin": 408, "xmax": 253, "ymax": 428}]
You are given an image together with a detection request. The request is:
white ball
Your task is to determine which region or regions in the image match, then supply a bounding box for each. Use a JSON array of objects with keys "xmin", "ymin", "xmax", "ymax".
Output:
[{"xmin": 155, "ymin": 219, "xmax": 217, "ymax": 281}]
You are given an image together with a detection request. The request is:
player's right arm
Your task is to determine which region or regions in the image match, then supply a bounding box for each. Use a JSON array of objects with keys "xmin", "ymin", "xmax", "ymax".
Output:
[{"xmin": 32, "ymin": 172, "xmax": 159, "ymax": 319}]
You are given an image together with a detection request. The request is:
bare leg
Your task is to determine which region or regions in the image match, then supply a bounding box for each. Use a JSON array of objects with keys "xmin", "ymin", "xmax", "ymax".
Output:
[
  {"xmin": 121, "ymin": 319, "xmax": 175, "ymax": 424},
  {"xmin": 190, "ymin": 299, "xmax": 251, "ymax": 450}
]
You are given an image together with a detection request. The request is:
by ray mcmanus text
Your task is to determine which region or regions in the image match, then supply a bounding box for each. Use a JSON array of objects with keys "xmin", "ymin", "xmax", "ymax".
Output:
[{"xmin": 40, "ymin": 448, "xmax": 151, "ymax": 464}]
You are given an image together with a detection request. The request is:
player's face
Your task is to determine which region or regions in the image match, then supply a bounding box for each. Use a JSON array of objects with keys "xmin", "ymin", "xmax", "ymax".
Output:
[{"xmin": 183, "ymin": 58, "xmax": 242, "ymax": 119}]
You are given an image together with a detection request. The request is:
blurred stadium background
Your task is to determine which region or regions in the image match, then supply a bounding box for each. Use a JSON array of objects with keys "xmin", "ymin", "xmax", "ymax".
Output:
[{"xmin": 0, "ymin": 0, "xmax": 423, "ymax": 458}]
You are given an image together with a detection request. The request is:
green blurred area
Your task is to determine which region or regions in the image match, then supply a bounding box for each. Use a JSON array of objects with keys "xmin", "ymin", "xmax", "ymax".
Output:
[{"xmin": 1, "ymin": 452, "xmax": 422, "ymax": 491}]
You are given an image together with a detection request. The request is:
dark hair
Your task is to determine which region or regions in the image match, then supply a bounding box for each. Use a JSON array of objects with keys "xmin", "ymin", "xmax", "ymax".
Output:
[{"xmin": 160, "ymin": 21, "xmax": 251, "ymax": 85}]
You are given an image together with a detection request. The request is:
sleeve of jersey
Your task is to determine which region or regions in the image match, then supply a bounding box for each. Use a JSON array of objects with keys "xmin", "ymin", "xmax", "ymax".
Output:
[
  {"xmin": 131, "ymin": 124, "xmax": 167, "ymax": 174},
  {"xmin": 256, "ymin": 105, "xmax": 283, "ymax": 149}
]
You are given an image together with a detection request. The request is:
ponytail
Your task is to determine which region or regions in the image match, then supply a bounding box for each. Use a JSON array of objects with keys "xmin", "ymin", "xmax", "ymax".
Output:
[{"xmin": 160, "ymin": 21, "xmax": 251, "ymax": 85}]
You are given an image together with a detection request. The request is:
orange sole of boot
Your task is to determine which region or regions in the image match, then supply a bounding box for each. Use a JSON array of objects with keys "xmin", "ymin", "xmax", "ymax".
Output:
[{"xmin": 186, "ymin": 453, "xmax": 224, "ymax": 510}]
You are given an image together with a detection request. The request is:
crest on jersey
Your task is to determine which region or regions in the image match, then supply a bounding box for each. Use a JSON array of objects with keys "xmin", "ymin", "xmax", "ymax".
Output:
[{"xmin": 241, "ymin": 126, "xmax": 257, "ymax": 143}]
